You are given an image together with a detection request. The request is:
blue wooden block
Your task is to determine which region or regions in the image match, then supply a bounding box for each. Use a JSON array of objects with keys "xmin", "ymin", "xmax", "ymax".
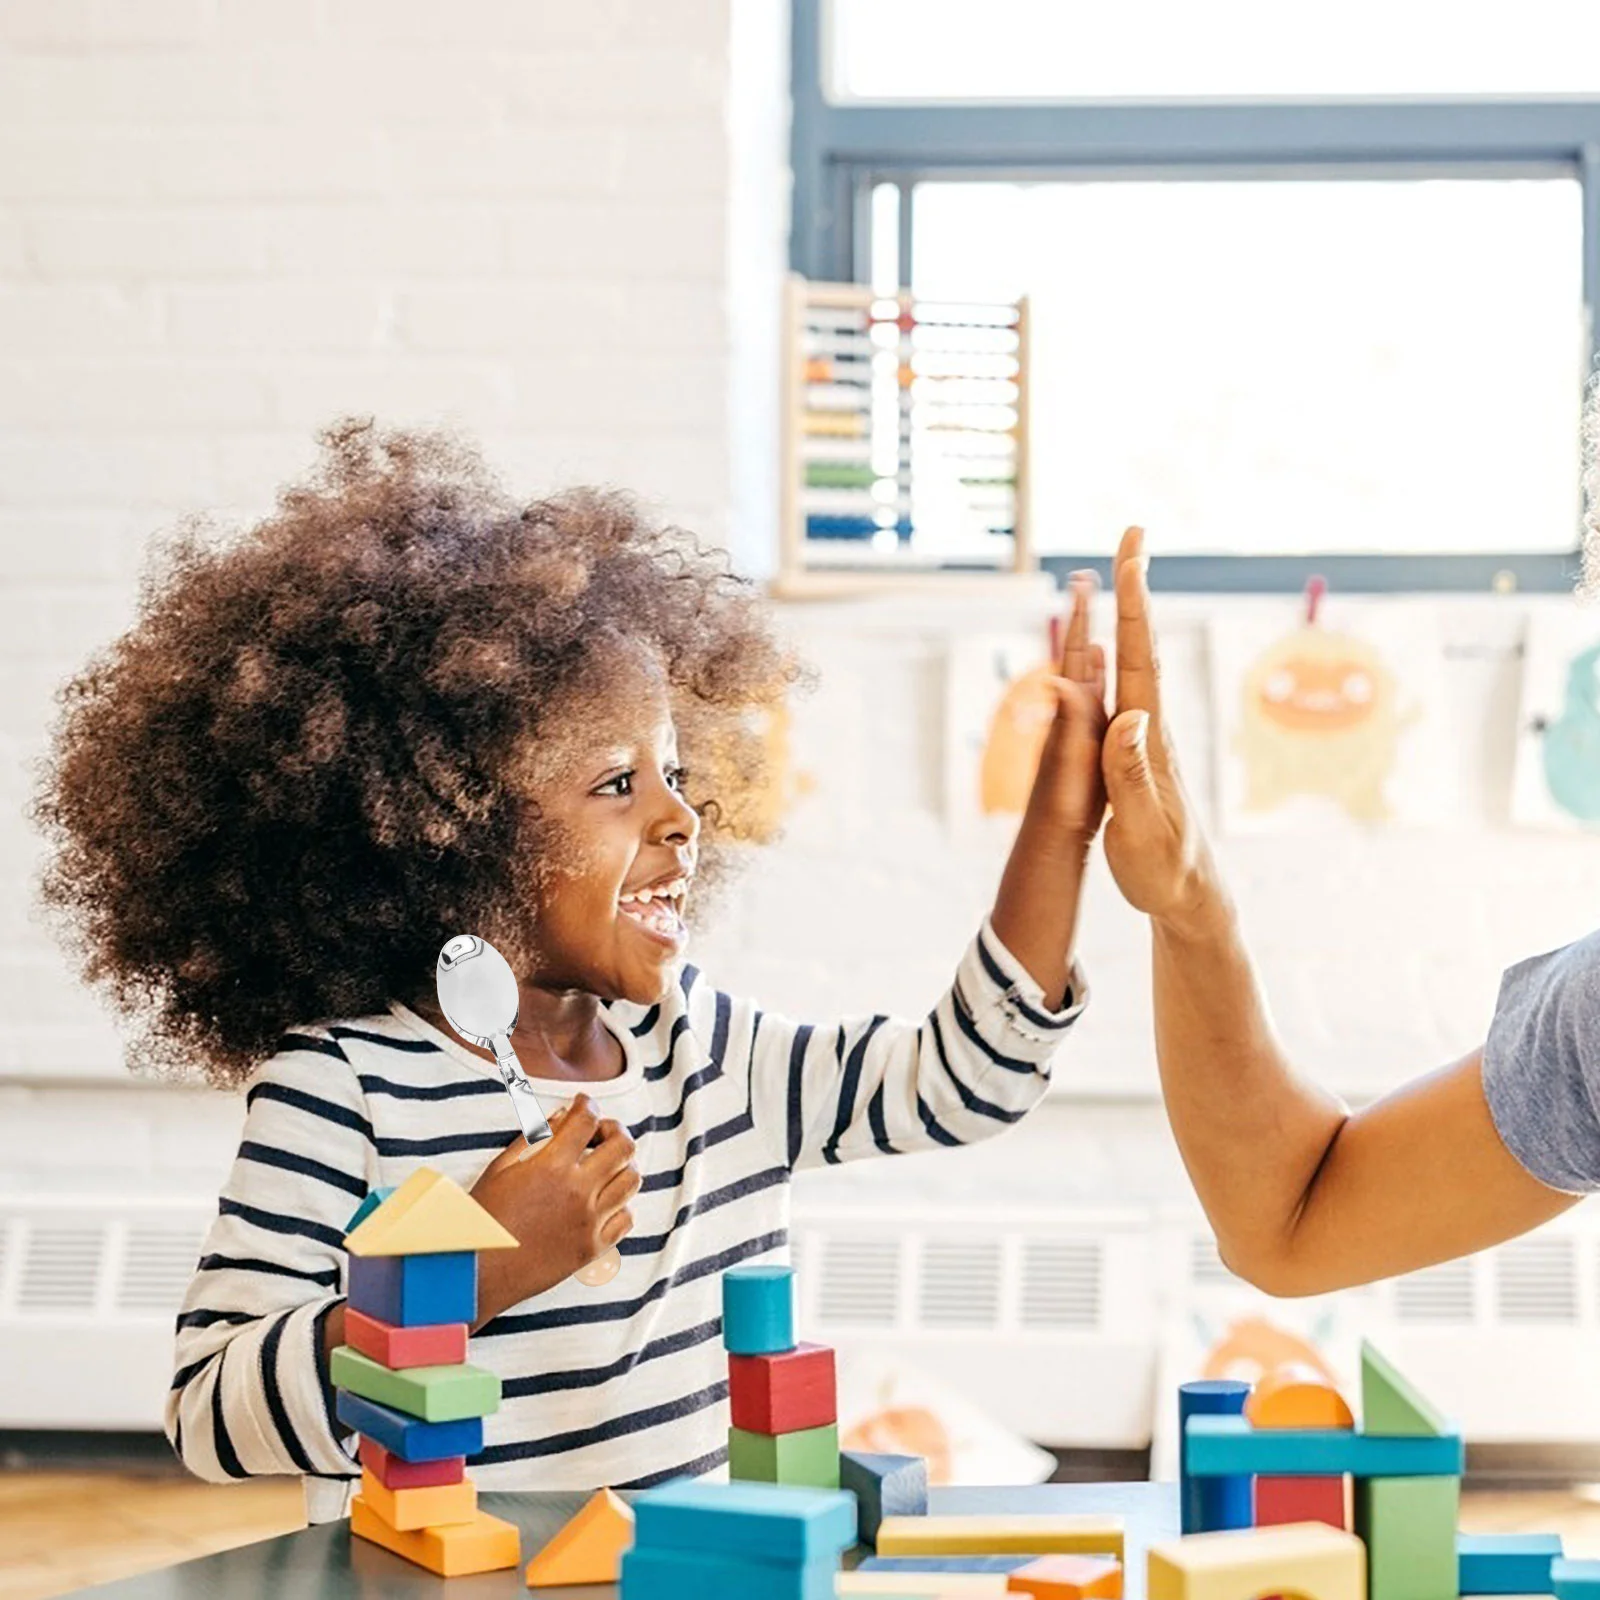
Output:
[
  {"xmin": 334, "ymin": 1388, "xmax": 482, "ymax": 1463},
  {"xmin": 1185, "ymin": 1415, "xmax": 1465, "ymax": 1478},
  {"xmin": 1460, "ymin": 1533, "xmax": 1563, "ymax": 1594},
  {"xmin": 346, "ymin": 1248, "xmax": 475, "ymax": 1328},
  {"xmin": 1179, "ymin": 1379, "xmax": 1252, "ymax": 1535},
  {"xmin": 632, "ymin": 1479, "xmax": 857, "ymax": 1565},
  {"xmin": 342, "ymin": 1186, "xmax": 395, "ymax": 1236},
  {"xmin": 840, "ymin": 1451, "xmax": 929, "ymax": 1546},
  {"xmin": 619, "ymin": 1548, "xmax": 836, "ymax": 1600},
  {"xmin": 1553, "ymin": 1559, "xmax": 1600, "ymax": 1600},
  {"xmin": 721, "ymin": 1264, "xmax": 796, "ymax": 1355},
  {"xmin": 857, "ymin": 1555, "xmax": 1033, "ymax": 1572}
]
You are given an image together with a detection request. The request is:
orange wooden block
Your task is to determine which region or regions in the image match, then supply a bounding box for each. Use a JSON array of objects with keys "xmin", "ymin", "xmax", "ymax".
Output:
[
  {"xmin": 350, "ymin": 1496, "xmax": 520, "ymax": 1577},
  {"xmin": 525, "ymin": 1487, "xmax": 635, "ymax": 1587},
  {"xmin": 1244, "ymin": 1364, "xmax": 1355, "ymax": 1430},
  {"xmin": 1008, "ymin": 1554, "xmax": 1124, "ymax": 1599},
  {"xmin": 359, "ymin": 1466, "xmax": 477, "ymax": 1532}
]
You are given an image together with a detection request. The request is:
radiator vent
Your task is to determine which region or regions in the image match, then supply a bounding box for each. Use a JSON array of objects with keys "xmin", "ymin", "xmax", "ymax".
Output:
[
  {"xmin": 1021, "ymin": 1238, "xmax": 1101, "ymax": 1330},
  {"xmin": 1496, "ymin": 1237, "xmax": 1578, "ymax": 1325},
  {"xmin": 919, "ymin": 1239, "xmax": 1002, "ymax": 1329},
  {"xmin": 18, "ymin": 1223, "xmax": 103, "ymax": 1315},
  {"xmin": 1395, "ymin": 1260, "xmax": 1476, "ymax": 1325},
  {"xmin": 118, "ymin": 1225, "xmax": 204, "ymax": 1314},
  {"xmin": 818, "ymin": 1235, "xmax": 900, "ymax": 1328}
]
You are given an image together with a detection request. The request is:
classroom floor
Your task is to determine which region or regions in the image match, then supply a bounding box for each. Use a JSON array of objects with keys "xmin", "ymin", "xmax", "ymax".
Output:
[{"xmin": 3, "ymin": 1476, "xmax": 1600, "ymax": 1600}]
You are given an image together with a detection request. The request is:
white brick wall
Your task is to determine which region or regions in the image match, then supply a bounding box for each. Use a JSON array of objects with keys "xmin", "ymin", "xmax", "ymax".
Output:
[{"xmin": 2, "ymin": 0, "xmax": 1598, "ymax": 1250}]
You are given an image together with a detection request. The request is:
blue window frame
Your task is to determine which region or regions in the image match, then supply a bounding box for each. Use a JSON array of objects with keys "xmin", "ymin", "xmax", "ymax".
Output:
[{"xmin": 789, "ymin": 0, "xmax": 1600, "ymax": 591}]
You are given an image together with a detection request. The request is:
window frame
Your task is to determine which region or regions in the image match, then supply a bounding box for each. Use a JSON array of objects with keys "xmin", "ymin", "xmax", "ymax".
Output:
[{"xmin": 790, "ymin": 0, "xmax": 1600, "ymax": 591}]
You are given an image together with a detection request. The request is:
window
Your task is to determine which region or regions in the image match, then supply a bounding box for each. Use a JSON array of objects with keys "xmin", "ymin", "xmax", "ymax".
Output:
[{"xmin": 792, "ymin": 0, "xmax": 1600, "ymax": 587}]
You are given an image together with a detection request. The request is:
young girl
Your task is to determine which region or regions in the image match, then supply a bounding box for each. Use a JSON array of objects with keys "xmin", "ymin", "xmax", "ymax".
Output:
[
  {"xmin": 1094, "ymin": 382, "xmax": 1600, "ymax": 1299},
  {"xmin": 34, "ymin": 421, "xmax": 1107, "ymax": 1519}
]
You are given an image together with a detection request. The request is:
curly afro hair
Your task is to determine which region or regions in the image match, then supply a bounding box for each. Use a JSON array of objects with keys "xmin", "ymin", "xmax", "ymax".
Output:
[{"xmin": 32, "ymin": 420, "xmax": 805, "ymax": 1088}]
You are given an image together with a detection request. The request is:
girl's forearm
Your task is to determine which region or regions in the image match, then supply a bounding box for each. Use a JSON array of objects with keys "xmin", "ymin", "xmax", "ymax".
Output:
[
  {"xmin": 1151, "ymin": 885, "xmax": 1348, "ymax": 1287},
  {"xmin": 991, "ymin": 811, "xmax": 1091, "ymax": 1012}
]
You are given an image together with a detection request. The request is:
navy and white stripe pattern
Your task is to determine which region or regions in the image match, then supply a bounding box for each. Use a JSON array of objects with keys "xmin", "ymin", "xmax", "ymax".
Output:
[{"xmin": 164, "ymin": 916, "xmax": 1084, "ymax": 1517}]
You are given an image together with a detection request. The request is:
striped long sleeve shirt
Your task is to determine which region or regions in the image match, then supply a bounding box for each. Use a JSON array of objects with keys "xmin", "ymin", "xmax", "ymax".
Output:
[{"xmin": 164, "ymin": 917, "xmax": 1084, "ymax": 1520}]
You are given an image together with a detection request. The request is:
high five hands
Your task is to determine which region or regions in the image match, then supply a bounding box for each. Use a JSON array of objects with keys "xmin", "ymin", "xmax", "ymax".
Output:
[{"xmin": 1034, "ymin": 526, "xmax": 1220, "ymax": 933}]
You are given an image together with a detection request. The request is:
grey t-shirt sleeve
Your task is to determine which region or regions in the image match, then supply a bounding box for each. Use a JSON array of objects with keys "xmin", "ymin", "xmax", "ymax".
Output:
[{"xmin": 1481, "ymin": 929, "xmax": 1600, "ymax": 1193}]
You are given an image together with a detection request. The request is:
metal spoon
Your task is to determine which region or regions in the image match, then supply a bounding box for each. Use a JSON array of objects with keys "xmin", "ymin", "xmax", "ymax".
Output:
[{"xmin": 435, "ymin": 935, "xmax": 621, "ymax": 1288}]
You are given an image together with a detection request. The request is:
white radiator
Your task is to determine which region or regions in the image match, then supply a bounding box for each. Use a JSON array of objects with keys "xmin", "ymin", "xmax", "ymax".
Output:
[{"xmin": 4, "ymin": 1194, "xmax": 1599, "ymax": 1445}]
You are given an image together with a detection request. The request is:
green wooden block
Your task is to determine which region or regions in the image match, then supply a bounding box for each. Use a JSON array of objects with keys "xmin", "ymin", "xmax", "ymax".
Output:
[
  {"xmin": 728, "ymin": 1423, "xmax": 840, "ymax": 1489},
  {"xmin": 1356, "ymin": 1474, "xmax": 1460, "ymax": 1600},
  {"xmin": 329, "ymin": 1345, "xmax": 499, "ymax": 1423},
  {"xmin": 1362, "ymin": 1340, "xmax": 1448, "ymax": 1437}
]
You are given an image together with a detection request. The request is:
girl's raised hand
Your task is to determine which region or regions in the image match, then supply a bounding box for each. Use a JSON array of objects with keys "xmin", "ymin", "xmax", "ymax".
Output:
[
  {"xmin": 1100, "ymin": 526, "xmax": 1216, "ymax": 929},
  {"xmin": 1027, "ymin": 569, "xmax": 1110, "ymax": 847}
]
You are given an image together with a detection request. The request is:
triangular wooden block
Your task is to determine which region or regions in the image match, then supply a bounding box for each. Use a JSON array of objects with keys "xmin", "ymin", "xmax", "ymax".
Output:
[
  {"xmin": 1361, "ymin": 1340, "xmax": 1446, "ymax": 1437},
  {"xmin": 525, "ymin": 1488, "xmax": 635, "ymax": 1587},
  {"xmin": 346, "ymin": 1167, "xmax": 518, "ymax": 1257}
]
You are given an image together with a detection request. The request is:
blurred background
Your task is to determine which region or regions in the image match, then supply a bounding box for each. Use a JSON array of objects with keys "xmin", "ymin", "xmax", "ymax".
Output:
[{"xmin": 3, "ymin": 0, "xmax": 1600, "ymax": 1593}]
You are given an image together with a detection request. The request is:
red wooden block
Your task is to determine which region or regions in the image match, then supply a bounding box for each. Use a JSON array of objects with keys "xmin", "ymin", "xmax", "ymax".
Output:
[
  {"xmin": 1255, "ymin": 1474, "xmax": 1348, "ymax": 1530},
  {"xmin": 728, "ymin": 1343, "xmax": 837, "ymax": 1435},
  {"xmin": 346, "ymin": 1305, "xmax": 468, "ymax": 1370},
  {"xmin": 359, "ymin": 1435, "xmax": 467, "ymax": 1490}
]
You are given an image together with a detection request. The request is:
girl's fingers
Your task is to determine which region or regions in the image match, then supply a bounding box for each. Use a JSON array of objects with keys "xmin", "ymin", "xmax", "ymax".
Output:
[
  {"xmin": 596, "ymin": 1162, "xmax": 642, "ymax": 1216},
  {"xmin": 1060, "ymin": 570, "xmax": 1097, "ymax": 685}
]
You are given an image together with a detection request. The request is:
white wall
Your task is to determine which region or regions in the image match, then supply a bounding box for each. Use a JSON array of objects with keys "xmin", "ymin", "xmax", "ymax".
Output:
[{"xmin": 3, "ymin": 0, "xmax": 1599, "ymax": 1239}]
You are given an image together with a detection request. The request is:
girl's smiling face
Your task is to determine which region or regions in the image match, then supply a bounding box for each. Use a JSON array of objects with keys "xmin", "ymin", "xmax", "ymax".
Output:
[{"xmin": 519, "ymin": 657, "xmax": 700, "ymax": 1006}]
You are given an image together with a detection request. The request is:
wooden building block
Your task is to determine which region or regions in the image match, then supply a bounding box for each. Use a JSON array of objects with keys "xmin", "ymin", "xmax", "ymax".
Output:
[
  {"xmin": 345, "ymin": 1166, "xmax": 518, "ymax": 1257},
  {"xmin": 729, "ymin": 1422, "xmax": 840, "ymax": 1488},
  {"xmin": 1553, "ymin": 1559, "xmax": 1600, "ymax": 1600},
  {"xmin": 525, "ymin": 1487, "xmax": 634, "ymax": 1588},
  {"xmin": 345, "ymin": 1306, "xmax": 468, "ymax": 1370},
  {"xmin": 838, "ymin": 1573, "xmax": 1009, "ymax": 1596},
  {"xmin": 859, "ymin": 1557, "xmax": 1032, "ymax": 1573},
  {"xmin": 349, "ymin": 1495, "xmax": 519, "ymax": 1577},
  {"xmin": 358, "ymin": 1465, "xmax": 476, "ymax": 1532},
  {"xmin": 840, "ymin": 1450, "xmax": 929, "ymax": 1546},
  {"xmin": 347, "ymin": 1249, "xmax": 476, "ymax": 1328},
  {"xmin": 1459, "ymin": 1533, "xmax": 1563, "ymax": 1594},
  {"xmin": 1179, "ymin": 1380, "xmax": 1252, "ymax": 1536},
  {"xmin": 631, "ymin": 1478, "xmax": 857, "ymax": 1566},
  {"xmin": 357, "ymin": 1435, "xmax": 464, "ymax": 1490},
  {"xmin": 730, "ymin": 1343, "xmax": 837, "ymax": 1434},
  {"xmin": 1361, "ymin": 1341, "xmax": 1448, "ymax": 1438},
  {"xmin": 1247, "ymin": 1366, "xmax": 1355, "ymax": 1431},
  {"xmin": 721, "ymin": 1264, "xmax": 796, "ymax": 1355},
  {"xmin": 335, "ymin": 1388, "xmax": 483, "ymax": 1463},
  {"xmin": 344, "ymin": 1187, "xmax": 396, "ymax": 1237},
  {"xmin": 331, "ymin": 1345, "xmax": 500, "ymax": 1423},
  {"xmin": 1147, "ymin": 1524, "xmax": 1366, "ymax": 1600},
  {"xmin": 1185, "ymin": 1417, "xmax": 1463, "ymax": 1478},
  {"xmin": 1256, "ymin": 1476, "xmax": 1348, "ymax": 1531},
  {"xmin": 1355, "ymin": 1475, "xmax": 1460, "ymax": 1600},
  {"xmin": 1007, "ymin": 1553, "xmax": 1124, "ymax": 1598},
  {"xmin": 618, "ymin": 1547, "xmax": 837, "ymax": 1600},
  {"xmin": 876, "ymin": 1515, "xmax": 1125, "ymax": 1560}
]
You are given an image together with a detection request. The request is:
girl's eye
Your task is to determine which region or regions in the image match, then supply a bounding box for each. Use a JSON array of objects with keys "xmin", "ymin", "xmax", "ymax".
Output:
[
  {"xmin": 666, "ymin": 765, "xmax": 688, "ymax": 791},
  {"xmin": 595, "ymin": 766, "xmax": 688, "ymax": 798}
]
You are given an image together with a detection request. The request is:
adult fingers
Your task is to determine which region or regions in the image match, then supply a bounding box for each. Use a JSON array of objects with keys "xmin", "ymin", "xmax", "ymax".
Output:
[
  {"xmin": 1102, "ymin": 708, "xmax": 1162, "ymax": 828},
  {"xmin": 1113, "ymin": 526, "xmax": 1160, "ymax": 722}
]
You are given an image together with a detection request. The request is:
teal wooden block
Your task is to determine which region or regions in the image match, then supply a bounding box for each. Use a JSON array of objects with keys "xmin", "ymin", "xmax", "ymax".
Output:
[
  {"xmin": 1357, "ymin": 1474, "xmax": 1460, "ymax": 1600},
  {"xmin": 1554, "ymin": 1559, "xmax": 1600, "ymax": 1600},
  {"xmin": 631, "ymin": 1479, "xmax": 856, "ymax": 1565},
  {"xmin": 722, "ymin": 1264, "xmax": 796, "ymax": 1355},
  {"xmin": 1459, "ymin": 1533, "xmax": 1562, "ymax": 1594},
  {"xmin": 1185, "ymin": 1415, "xmax": 1463, "ymax": 1478},
  {"xmin": 619, "ymin": 1547, "xmax": 836, "ymax": 1600},
  {"xmin": 343, "ymin": 1186, "xmax": 395, "ymax": 1236}
]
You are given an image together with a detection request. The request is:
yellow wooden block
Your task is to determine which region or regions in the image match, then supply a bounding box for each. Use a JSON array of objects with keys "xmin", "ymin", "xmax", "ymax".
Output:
[
  {"xmin": 876, "ymin": 1515, "xmax": 1124, "ymax": 1559},
  {"xmin": 1147, "ymin": 1522, "xmax": 1366, "ymax": 1600},
  {"xmin": 836, "ymin": 1574, "xmax": 1011, "ymax": 1595},
  {"xmin": 525, "ymin": 1487, "xmax": 635, "ymax": 1587},
  {"xmin": 345, "ymin": 1166, "xmax": 518, "ymax": 1257},
  {"xmin": 350, "ymin": 1496, "xmax": 521, "ymax": 1577},
  {"xmin": 358, "ymin": 1466, "xmax": 477, "ymax": 1532}
]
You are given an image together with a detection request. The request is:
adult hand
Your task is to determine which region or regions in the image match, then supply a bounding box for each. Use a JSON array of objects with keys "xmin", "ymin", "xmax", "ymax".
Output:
[
  {"xmin": 1101, "ymin": 527, "xmax": 1219, "ymax": 932},
  {"xmin": 467, "ymin": 1097, "xmax": 639, "ymax": 1330}
]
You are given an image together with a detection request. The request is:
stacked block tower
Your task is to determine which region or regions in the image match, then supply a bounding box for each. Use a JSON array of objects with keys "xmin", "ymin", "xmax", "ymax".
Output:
[
  {"xmin": 723, "ymin": 1264, "xmax": 841, "ymax": 1489},
  {"xmin": 621, "ymin": 1478, "xmax": 857, "ymax": 1600},
  {"xmin": 332, "ymin": 1168, "xmax": 522, "ymax": 1578}
]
